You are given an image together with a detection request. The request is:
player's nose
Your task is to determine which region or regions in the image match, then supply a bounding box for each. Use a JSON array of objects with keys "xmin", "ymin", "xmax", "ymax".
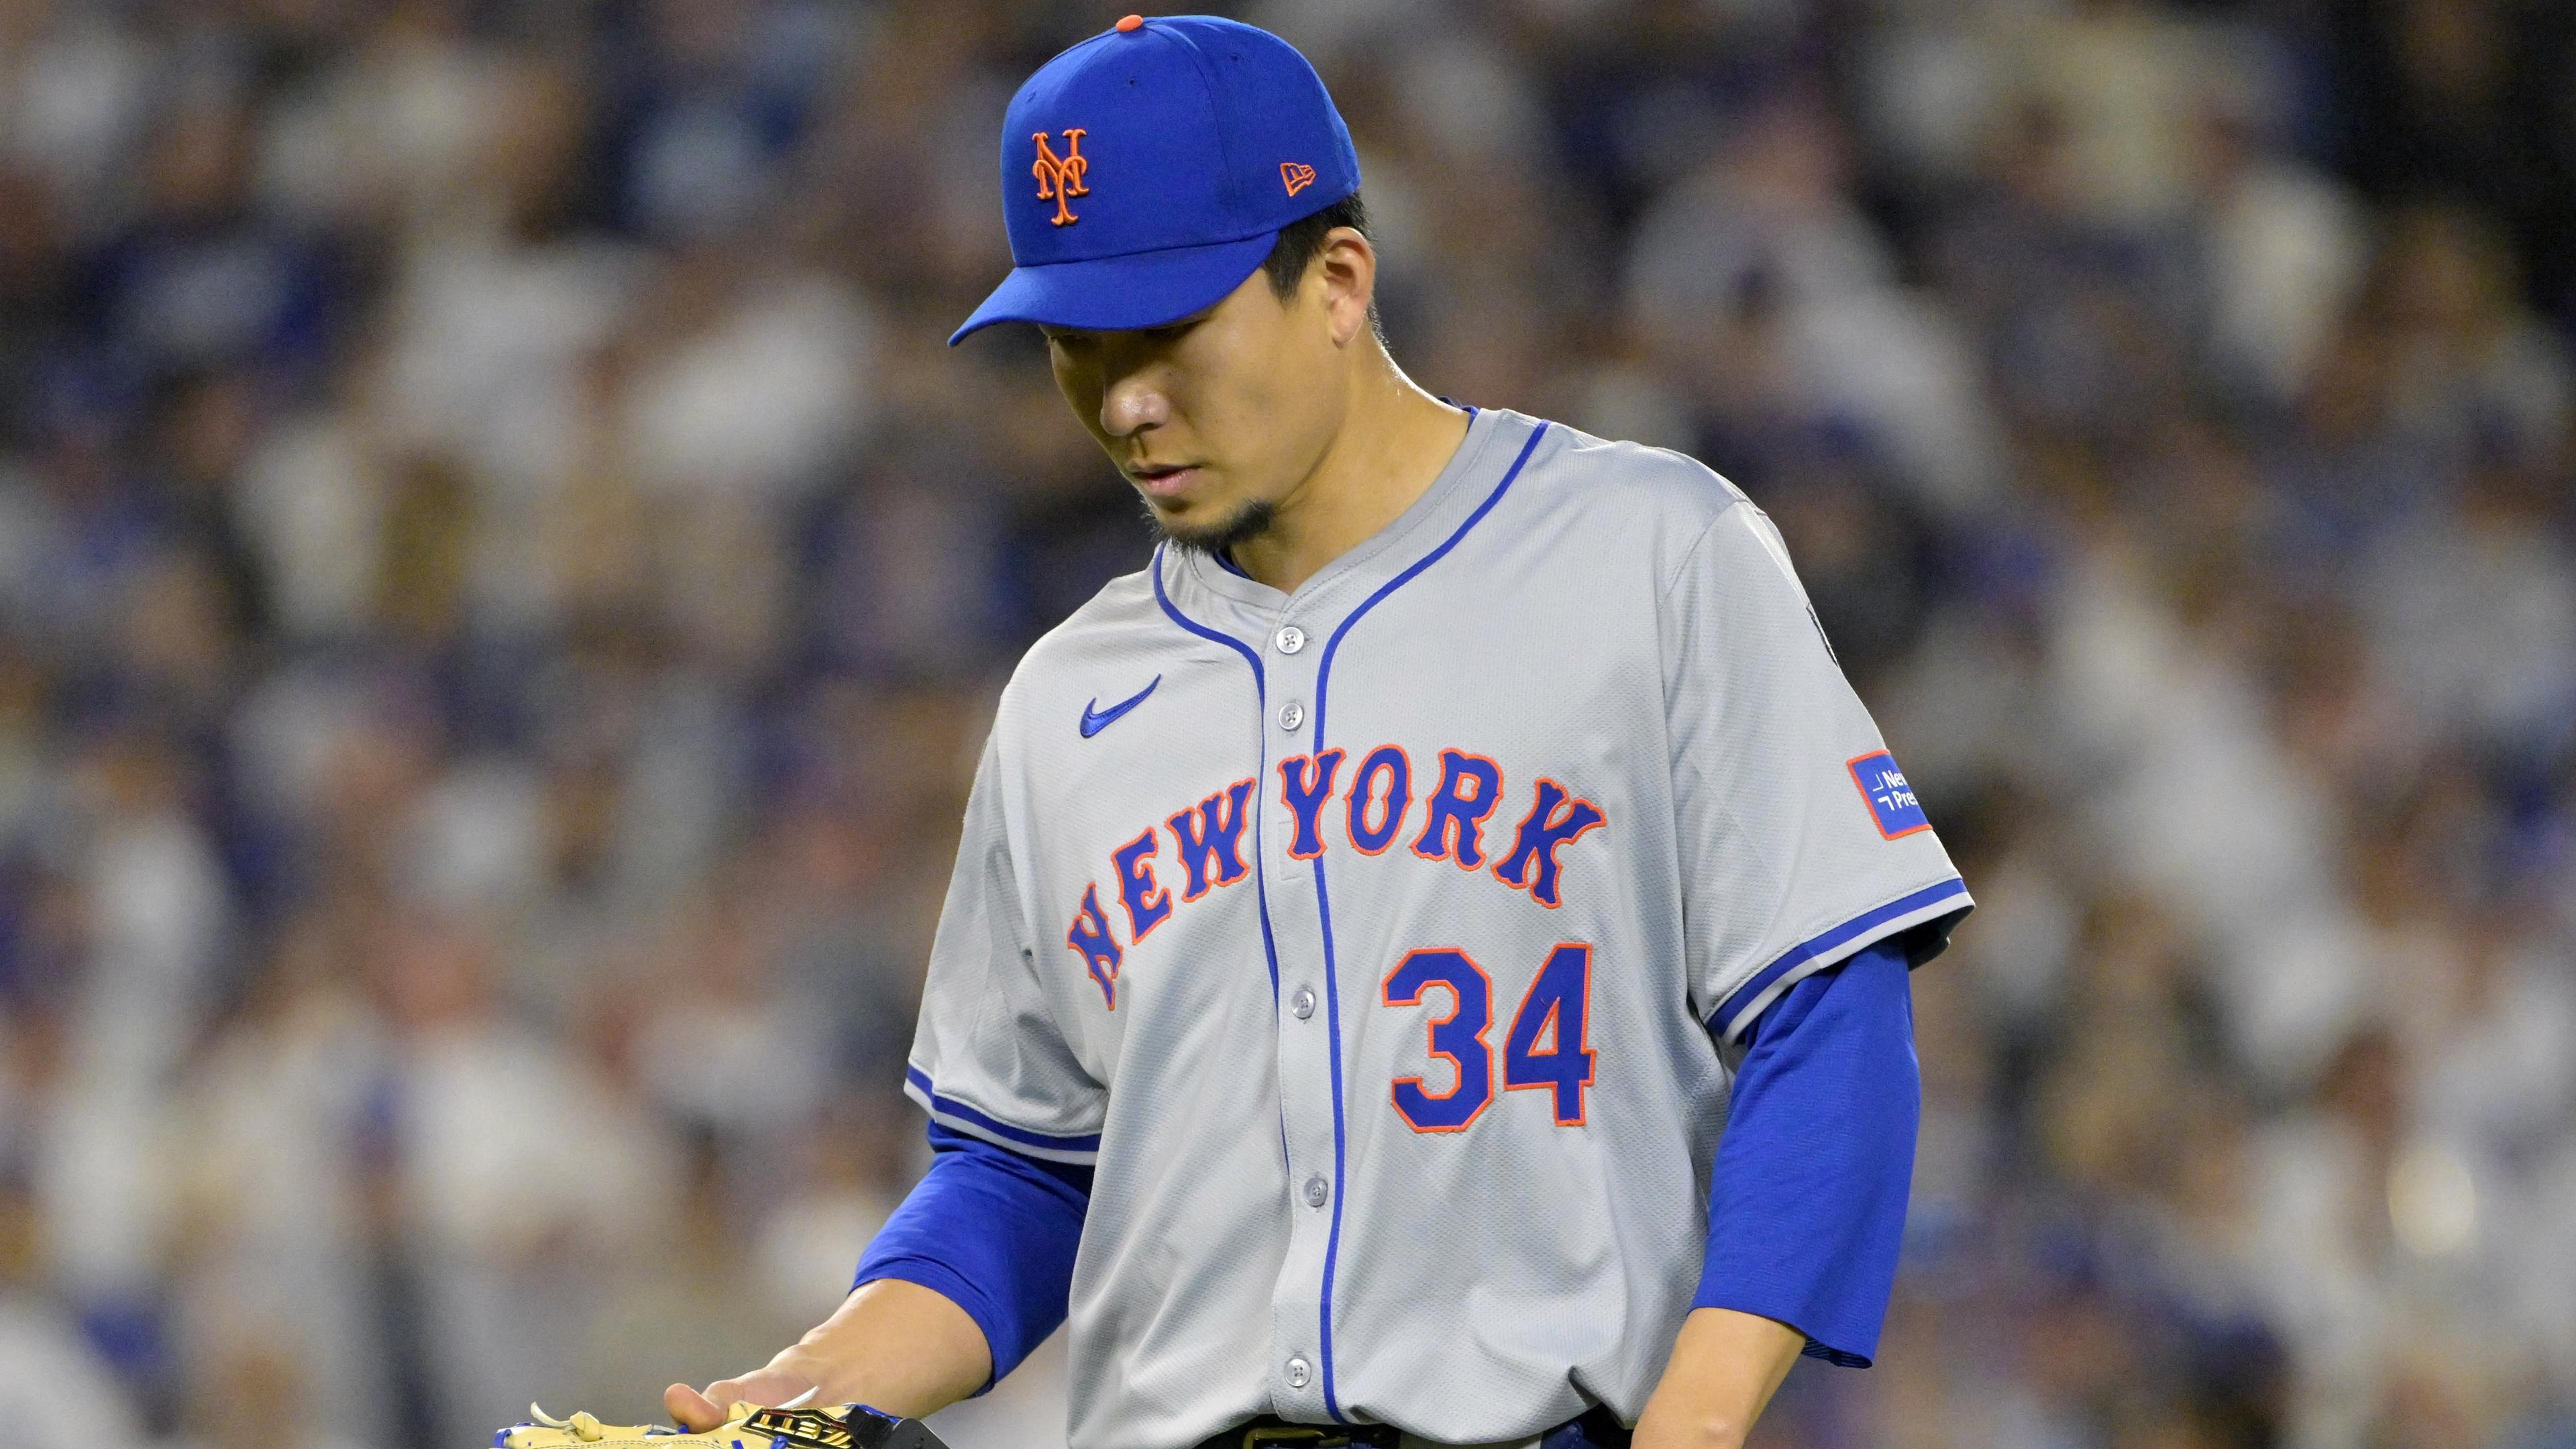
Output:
[{"xmin": 1099, "ymin": 370, "xmax": 1171, "ymax": 437}]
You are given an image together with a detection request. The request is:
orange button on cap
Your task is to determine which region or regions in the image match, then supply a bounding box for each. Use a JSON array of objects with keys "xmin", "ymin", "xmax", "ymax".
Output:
[{"xmin": 1116, "ymin": 13, "xmax": 1144, "ymax": 31}]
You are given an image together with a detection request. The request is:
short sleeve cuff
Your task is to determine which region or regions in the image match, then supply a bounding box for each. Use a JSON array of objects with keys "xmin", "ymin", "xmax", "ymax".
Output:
[
  {"xmin": 1705, "ymin": 877, "xmax": 1972, "ymax": 1042},
  {"xmin": 904, "ymin": 1066, "xmax": 1104, "ymax": 1165},
  {"xmin": 1688, "ymin": 1289, "xmax": 1877, "ymax": 1368}
]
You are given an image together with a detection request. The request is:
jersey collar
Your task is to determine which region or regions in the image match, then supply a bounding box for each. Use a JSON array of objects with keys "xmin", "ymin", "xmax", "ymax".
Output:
[{"xmin": 1165, "ymin": 405, "xmax": 1521, "ymax": 621}]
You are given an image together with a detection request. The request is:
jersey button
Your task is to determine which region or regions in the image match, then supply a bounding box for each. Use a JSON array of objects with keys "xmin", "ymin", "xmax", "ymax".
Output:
[
  {"xmin": 1274, "ymin": 625, "xmax": 1305, "ymax": 654},
  {"xmin": 1291, "ymin": 986, "xmax": 1316, "ymax": 1018},
  {"xmin": 1302, "ymin": 1174, "xmax": 1330, "ymax": 1207},
  {"xmin": 1285, "ymin": 1356, "xmax": 1311, "ymax": 1389},
  {"xmin": 1277, "ymin": 700, "xmax": 1305, "ymax": 731}
]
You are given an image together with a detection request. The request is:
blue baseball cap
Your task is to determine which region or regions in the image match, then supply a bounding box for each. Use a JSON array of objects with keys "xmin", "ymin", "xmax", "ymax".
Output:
[{"xmin": 949, "ymin": 13, "xmax": 1362, "ymax": 345}]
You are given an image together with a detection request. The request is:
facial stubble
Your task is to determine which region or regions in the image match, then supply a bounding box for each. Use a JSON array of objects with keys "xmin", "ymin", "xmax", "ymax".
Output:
[{"xmin": 1146, "ymin": 494, "xmax": 1279, "ymax": 561}]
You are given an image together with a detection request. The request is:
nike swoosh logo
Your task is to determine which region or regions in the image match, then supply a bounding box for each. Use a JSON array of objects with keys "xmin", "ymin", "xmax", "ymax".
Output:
[{"xmin": 1079, "ymin": 676, "xmax": 1161, "ymax": 739}]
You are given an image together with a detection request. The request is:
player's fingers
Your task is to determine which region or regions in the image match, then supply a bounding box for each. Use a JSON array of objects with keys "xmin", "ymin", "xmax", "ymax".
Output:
[
  {"xmin": 672, "ymin": 1366, "xmax": 822, "ymax": 1430},
  {"xmin": 663, "ymin": 1383, "xmax": 724, "ymax": 1431}
]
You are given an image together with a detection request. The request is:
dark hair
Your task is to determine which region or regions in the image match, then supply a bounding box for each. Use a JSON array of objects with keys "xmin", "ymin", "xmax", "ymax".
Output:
[{"xmin": 1260, "ymin": 191, "xmax": 1371, "ymax": 303}]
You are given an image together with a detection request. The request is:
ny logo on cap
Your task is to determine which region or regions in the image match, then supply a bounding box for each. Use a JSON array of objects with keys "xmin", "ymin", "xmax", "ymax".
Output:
[{"xmin": 1032, "ymin": 128, "xmax": 1090, "ymax": 226}]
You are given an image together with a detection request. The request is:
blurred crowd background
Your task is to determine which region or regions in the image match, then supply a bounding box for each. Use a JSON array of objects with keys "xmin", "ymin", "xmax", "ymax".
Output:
[{"xmin": 3, "ymin": 1, "xmax": 2575, "ymax": 1446}]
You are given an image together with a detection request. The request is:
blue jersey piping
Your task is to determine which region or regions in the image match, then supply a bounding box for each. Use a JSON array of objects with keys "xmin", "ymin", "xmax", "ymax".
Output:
[
  {"xmin": 1707, "ymin": 876, "xmax": 1971, "ymax": 1038},
  {"xmin": 1306, "ymin": 419, "xmax": 1547, "ymax": 1419},
  {"xmin": 906, "ymin": 1065, "xmax": 1105, "ymax": 1152},
  {"xmin": 1151, "ymin": 548, "xmax": 1285, "ymax": 1007},
  {"xmin": 1152, "ymin": 549, "xmax": 1298, "ymax": 1211}
]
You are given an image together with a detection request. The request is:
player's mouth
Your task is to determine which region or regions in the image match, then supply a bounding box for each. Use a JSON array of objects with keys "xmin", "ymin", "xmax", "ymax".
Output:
[{"xmin": 1126, "ymin": 463, "xmax": 1203, "ymax": 500}]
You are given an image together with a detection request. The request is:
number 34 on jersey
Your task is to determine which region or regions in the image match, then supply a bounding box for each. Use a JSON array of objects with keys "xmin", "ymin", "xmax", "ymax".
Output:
[{"xmin": 1383, "ymin": 940, "xmax": 1595, "ymax": 1134}]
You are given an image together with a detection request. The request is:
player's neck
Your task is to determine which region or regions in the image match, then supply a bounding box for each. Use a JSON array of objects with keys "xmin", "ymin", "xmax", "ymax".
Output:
[{"xmin": 1225, "ymin": 359, "xmax": 1470, "ymax": 594}]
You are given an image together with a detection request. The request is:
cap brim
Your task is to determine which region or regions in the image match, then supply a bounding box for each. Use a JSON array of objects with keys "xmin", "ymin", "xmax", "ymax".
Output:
[{"xmin": 949, "ymin": 231, "xmax": 1278, "ymax": 345}]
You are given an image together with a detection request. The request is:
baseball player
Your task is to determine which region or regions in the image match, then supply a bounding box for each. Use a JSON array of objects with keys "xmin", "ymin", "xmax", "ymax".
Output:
[{"xmin": 665, "ymin": 15, "xmax": 1970, "ymax": 1449}]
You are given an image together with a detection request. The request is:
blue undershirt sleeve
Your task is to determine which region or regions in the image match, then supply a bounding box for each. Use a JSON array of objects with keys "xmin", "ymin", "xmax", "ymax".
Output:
[
  {"xmin": 1693, "ymin": 936, "xmax": 1921, "ymax": 1367},
  {"xmin": 851, "ymin": 1120, "xmax": 1093, "ymax": 1390}
]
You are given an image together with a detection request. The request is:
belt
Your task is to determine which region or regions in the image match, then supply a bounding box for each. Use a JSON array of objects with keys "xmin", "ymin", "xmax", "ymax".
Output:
[
  {"xmin": 1189, "ymin": 1405, "xmax": 1630, "ymax": 1449},
  {"xmin": 1185, "ymin": 1423, "xmax": 1391, "ymax": 1444},
  {"xmin": 1187, "ymin": 1428, "xmax": 1399, "ymax": 1449}
]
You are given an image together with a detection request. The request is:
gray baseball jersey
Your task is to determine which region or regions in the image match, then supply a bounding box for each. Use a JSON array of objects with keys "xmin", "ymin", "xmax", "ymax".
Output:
[{"xmin": 904, "ymin": 407, "xmax": 1970, "ymax": 1449}]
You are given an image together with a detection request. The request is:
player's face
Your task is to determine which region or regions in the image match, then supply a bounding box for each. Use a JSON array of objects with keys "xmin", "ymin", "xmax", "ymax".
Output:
[{"xmin": 1042, "ymin": 262, "xmax": 1350, "ymax": 551}]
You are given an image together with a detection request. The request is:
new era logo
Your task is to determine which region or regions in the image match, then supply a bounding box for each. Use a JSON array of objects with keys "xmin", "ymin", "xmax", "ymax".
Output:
[
  {"xmin": 1846, "ymin": 751, "xmax": 1931, "ymax": 839},
  {"xmin": 1280, "ymin": 161, "xmax": 1316, "ymax": 196}
]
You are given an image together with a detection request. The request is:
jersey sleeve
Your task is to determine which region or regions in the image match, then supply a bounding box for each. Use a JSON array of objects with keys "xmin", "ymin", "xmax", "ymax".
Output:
[
  {"xmin": 905, "ymin": 729, "xmax": 1108, "ymax": 1164},
  {"xmin": 1695, "ymin": 940, "xmax": 1919, "ymax": 1366},
  {"xmin": 1661, "ymin": 500, "xmax": 1972, "ymax": 1043}
]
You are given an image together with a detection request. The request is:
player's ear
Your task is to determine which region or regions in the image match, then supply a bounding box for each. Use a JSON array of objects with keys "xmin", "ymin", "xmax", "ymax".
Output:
[{"xmin": 1313, "ymin": 226, "xmax": 1377, "ymax": 347}]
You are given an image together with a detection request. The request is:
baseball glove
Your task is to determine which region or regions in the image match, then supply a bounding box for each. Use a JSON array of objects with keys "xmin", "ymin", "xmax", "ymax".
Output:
[{"xmin": 497, "ymin": 1401, "xmax": 949, "ymax": 1449}]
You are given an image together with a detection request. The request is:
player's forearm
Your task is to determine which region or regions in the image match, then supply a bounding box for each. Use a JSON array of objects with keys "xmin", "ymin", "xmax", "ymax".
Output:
[
  {"xmin": 773, "ymin": 1279, "xmax": 994, "ymax": 1419},
  {"xmin": 1633, "ymin": 1307, "xmax": 1805, "ymax": 1448}
]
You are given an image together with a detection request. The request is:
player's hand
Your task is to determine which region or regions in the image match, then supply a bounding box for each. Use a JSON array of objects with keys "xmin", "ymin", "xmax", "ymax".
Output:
[
  {"xmin": 663, "ymin": 1281, "xmax": 990, "ymax": 1430},
  {"xmin": 663, "ymin": 1358, "xmax": 822, "ymax": 1432}
]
